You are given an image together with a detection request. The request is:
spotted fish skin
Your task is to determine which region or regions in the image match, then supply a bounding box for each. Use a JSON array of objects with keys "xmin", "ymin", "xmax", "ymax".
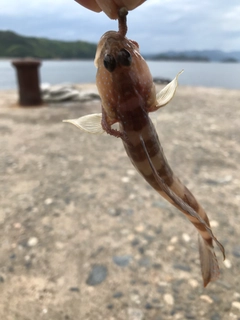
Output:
[{"xmin": 64, "ymin": 28, "xmax": 225, "ymax": 286}]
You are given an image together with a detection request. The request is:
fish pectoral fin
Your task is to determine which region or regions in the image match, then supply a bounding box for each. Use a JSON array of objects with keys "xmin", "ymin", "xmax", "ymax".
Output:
[
  {"xmin": 155, "ymin": 70, "xmax": 184, "ymax": 108},
  {"xmin": 198, "ymin": 235, "xmax": 220, "ymax": 287},
  {"xmin": 63, "ymin": 113, "xmax": 104, "ymax": 134}
]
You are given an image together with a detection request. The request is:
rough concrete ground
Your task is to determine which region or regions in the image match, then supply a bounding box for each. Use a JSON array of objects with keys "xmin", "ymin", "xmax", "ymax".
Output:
[{"xmin": 0, "ymin": 84, "xmax": 240, "ymax": 320}]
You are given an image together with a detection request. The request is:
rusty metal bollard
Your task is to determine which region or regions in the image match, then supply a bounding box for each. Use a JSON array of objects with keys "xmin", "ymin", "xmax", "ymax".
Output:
[{"xmin": 12, "ymin": 59, "xmax": 42, "ymax": 106}]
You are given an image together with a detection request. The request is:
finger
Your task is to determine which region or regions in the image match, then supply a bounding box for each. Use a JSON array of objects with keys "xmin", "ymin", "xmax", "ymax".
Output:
[
  {"xmin": 96, "ymin": 0, "xmax": 119, "ymax": 19},
  {"xmin": 75, "ymin": 0, "xmax": 101, "ymax": 12},
  {"xmin": 114, "ymin": 0, "xmax": 145, "ymax": 10}
]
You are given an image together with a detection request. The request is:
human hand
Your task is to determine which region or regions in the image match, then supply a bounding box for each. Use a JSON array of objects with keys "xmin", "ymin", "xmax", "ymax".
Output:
[{"xmin": 75, "ymin": 0, "xmax": 145, "ymax": 19}]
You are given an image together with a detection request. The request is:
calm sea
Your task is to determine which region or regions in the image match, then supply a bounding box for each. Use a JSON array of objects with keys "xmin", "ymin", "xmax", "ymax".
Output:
[{"xmin": 1, "ymin": 59, "xmax": 240, "ymax": 90}]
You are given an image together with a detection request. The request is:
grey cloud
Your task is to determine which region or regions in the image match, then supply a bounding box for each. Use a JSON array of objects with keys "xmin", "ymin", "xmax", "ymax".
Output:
[{"xmin": 0, "ymin": 0, "xmax": 240, "ymax": 52}]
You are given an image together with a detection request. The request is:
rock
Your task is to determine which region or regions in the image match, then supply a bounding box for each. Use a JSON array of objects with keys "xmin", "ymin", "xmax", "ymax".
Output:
[
  {"xmin": 223, "ymin": 259, "xmax": 232, "ymax": 268},
  {"xmin": 127, "ymin": 169, "xmax": 136, "ymax": 176},
  {"xmin": 152, "ymin": 298, "xmax": 161, "ymax": 304},
  {"xmin": 188, "ymin": 279, "xmax": 199, "ymax": 288},
  {"xmin": 113, "ymin": 255, "xmax": 132, "ymax": 267},
  {"xmin": 138, "ymin": 257, "xmax": 151, "ymax": 268},
  {"xmin": 170, "ymin": 236, "xmax": 178, "ymax": 244},
  {"xmin": 145, "ymin": 302, "xmax": 154, "ymax": 310},
  {"xmin": 182, "ymin": 233, "xmax": 191, "ymax": 242},
  {"xmin": 229, "ymin": 312, "xmax": 238, "ymax": 319},
  {"xmin": 135, "ymin": 224, "xmax": 145, "ymax": 233},
  {"xmin": 13, "ymin": 222, "xmax": 22, "ymax": 229},
  {"xmin": 108, "ymin": 208, "xmax": 122, "ymax": 216},
  {"xmin": 204, "ymin": 175, "xmax": 232, "ymax": 185},
  {"xmin": 130, "ymin": 294, "xmax": 141, "ymax": 304},
  {"xmin": 121, "ymin": 176, "xmax": 130, "ymax": 183},
  {"xmin": 8, "ymin": 266, "xmax": 14, "ymax": 273},
  {"xmin": 152, "ymin": 263, "xmax": 162, "ymax": 270},
  {"xmin": 113, "ymin": 291, "xmax": 123, "ymax": 298},
  {"xmin": 204, "ymin": 179, "xmax": 220, "ymax": 185},
  {"xmin": 24, "ymin": 255, "xmax": 30, "ymax": 262},
  {"xmin": 42, "ymin": 308, "xmax": 48, "ymax": 314},
  {"xmin": 167, "ymin": 245, "xmax": 175, "ymax": 252},
  {"xmin": 233, "ymin": 292, "xmax": 240, "ymax": 298},
  {"xmin": 143, "ymin": 234, "xmax": 155, "ymax": 243},
  {"xmin": 138, "ymin": 246, "xmax": 145, "ymax": 254},
  {"xmin": 86, "ymin": 265, "xmax": 108, "ymax": 286},
  {"xmin": 232, "ymin": 246, "xmax": 240, "ymax": 258},
  {"xmin": 232, "ymin": 301, "xmax": 240, "ymax": 311},
  {"xmin": 0, "ymin": 275, "xmax": 4, "ymax": 283},
  {"xmin": 69, "ymin": 287, "xmax": 79, "ymax": 292},
  {"xmin": 44, "ymin": 198, "xmax": 53, "ymax": 205},
  {"xmin": 27, "ymin": 237, "xmax": 38, "ymax": 247},
  {"xmin": 173, "ymin": 264, "xmax": 191, "ymax": 272},
  {"xmin": 211, "ymin": 313, "xmax": 221, "ymax": 320},
  {"xmin": 210, "ymin": 220, "xmax": 219, "ymax": 227},
  {"xmin": 55, "ymin": 242, "xmax": 65, "ymax": 250},
  {"xmin": 152, "ymin": 200, "xmax": 168, "ymax": 209},
  {"xmin": 25, "ymin": 261, "xmax": 32, "ymax": 269},
  {"xmin": 155, "ymin": 227, "xmax": 162, "ymax": 234},
  {"xmin": 200, "ymin": 295, "xmax": 213, "ymax": 304},
  {"xmin": 185, "ymin": 314, "xmax": 196, "ymax": 319},
  {"xmin": 128, "ymin": 308, "xmax": 143, "ymax": 320},
  {"xmin": 131, "ymin": 238, "xmax": 140, "ymax": 247},
  {"xmin": 125, "ymin": 208, "xmax": 134, "ymax": 215},
  {"xmin": 163, "ymin": 293, "xmax": 174, "ymax": 306},
  {"xmin": 120, "ymin": 229, "xmax": 130, "ymax": 236},
  {"xmin": 129, "ymin": 193, "xmax": 136, "ymax": 200}
]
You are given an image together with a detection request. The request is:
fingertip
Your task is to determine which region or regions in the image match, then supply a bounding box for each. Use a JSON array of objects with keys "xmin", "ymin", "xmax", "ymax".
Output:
[
  {"xmin": 75, "ymin": 0, "xmax": 102, "ymax": 13},
  {"xmin": 96, "ymin": 0, "xmax": 119, "ymax": 19}
]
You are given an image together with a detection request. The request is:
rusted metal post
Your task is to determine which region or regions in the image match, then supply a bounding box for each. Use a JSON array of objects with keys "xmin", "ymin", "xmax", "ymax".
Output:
[{"xmin": 12, "ymin": 59, "xmax": 42, "ymax": 106}]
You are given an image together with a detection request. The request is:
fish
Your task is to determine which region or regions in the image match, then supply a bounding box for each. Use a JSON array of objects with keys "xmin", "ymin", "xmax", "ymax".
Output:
[{"xmin": 64, "ymin": 8, "xmax": 225, "ymax": 287}]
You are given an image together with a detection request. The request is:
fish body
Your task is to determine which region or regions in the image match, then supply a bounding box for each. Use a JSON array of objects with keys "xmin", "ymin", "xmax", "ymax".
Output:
[{"xmin": 64, "ymin": 25, "xmax": 225, "ymax": 287}]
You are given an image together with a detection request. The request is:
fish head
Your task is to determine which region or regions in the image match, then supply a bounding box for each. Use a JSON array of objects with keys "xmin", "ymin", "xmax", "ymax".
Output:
[{"xmin": 95, "ymin": 31, "xmax": 156, "ymax": 122}]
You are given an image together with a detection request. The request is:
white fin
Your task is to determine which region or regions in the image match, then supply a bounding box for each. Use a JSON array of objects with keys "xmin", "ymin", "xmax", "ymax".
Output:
[
  {"xmin": 198, "ymin": 235, "xmax": 220, "ymax": 287},
  {"xmin": 156, "ymin": 70, "xmax": 184, "ymax": 108},
  {"xmin": 63, "ymin": 113, "xmax": 104, "ymax": 134}
]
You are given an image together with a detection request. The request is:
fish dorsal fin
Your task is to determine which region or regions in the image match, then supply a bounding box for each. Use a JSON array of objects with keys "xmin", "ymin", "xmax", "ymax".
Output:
[
  {"xmin": 63, "ymin": 113, "xmax": 104, "ymax": 134},
  {"xmin": 156, "ymin": 70, "xmax": 184, "ymax": 108},
  {"xmin": 139, "ymin": 135, "xmax": 225, "ymax": 260}
]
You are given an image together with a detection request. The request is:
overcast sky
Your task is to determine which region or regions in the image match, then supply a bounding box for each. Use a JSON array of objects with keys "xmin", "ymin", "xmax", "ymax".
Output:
[{"xmin": 1, "ymin": 0, "xmax": 240, "ymax": 54}]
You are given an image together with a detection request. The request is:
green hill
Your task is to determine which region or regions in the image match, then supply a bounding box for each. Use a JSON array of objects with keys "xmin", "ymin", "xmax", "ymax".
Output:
[{"xmin": 0, "ymin": 30, "xmax": 97, "ymax": 59}]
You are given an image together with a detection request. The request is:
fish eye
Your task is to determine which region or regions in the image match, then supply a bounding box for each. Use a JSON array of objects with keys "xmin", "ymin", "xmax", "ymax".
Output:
[
  {"xmin": 103, "ymin": 54, "xmax": 116, "ymax": 72},
  {"xmin": 117, "ymin": 49, "xmax": 132, "ymax": 66}
]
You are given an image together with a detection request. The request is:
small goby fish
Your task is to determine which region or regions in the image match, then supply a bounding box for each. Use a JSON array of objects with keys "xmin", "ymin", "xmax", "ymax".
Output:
[{"xmin": 64, "ymin": 8, "xmax": 225, "ymax": 287}]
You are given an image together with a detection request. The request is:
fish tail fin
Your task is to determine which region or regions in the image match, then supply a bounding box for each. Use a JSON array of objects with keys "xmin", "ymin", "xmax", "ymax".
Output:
[{"xmin": 198, "ymin": 235, "xmax": 220, "ymax": 287}]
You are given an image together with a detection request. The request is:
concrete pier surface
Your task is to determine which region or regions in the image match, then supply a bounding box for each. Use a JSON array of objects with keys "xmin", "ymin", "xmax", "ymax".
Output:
[{"xmin": 0, "ymin": 84, "xmax": 240, "ymax": 319}]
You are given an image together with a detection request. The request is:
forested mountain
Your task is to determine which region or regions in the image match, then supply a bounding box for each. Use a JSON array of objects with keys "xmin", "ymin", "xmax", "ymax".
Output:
[{"xmin": 0, "ymin": 31, "xmax": 97, "ymax": 59}]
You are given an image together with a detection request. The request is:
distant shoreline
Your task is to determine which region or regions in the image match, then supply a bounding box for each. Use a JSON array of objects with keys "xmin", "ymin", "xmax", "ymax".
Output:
[
  {"xmin": 1, "ymin": 57, "xmax": 239, "ymax": 63},
  {"xmin": 1, "ymin": 30, "xmax": 239, "ymax": 62}
]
